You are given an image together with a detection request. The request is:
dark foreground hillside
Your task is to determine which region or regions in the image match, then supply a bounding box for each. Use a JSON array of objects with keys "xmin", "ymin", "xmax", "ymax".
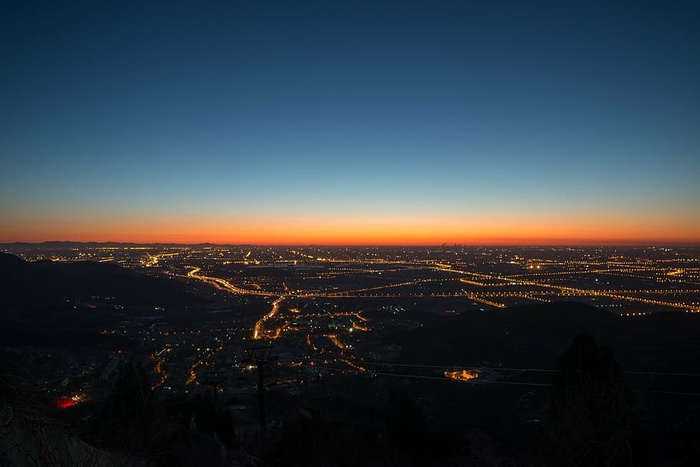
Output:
[{"xmin": 1, "ymin": 299, "xmax": 699, "ymax": 466}]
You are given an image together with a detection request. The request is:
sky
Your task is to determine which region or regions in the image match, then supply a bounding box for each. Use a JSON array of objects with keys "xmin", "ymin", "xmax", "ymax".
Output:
[{"xmin": 1, "ymin": 0, "xmax": 699, "ymax": 245}]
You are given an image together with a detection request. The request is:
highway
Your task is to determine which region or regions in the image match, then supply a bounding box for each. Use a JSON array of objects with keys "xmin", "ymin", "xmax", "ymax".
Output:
[
  {"xmin": 253, "ymin": 296, "xmax": 286, "ymax": 340},
  {"xmin": 182, "ymin": 254, "xmax": 700, "ymax": 345}
]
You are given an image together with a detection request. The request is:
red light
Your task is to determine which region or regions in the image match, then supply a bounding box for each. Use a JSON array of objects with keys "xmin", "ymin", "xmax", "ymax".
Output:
[{"xmin": 56, "ymin": 397, "xmax": 77, "ymax": 409}]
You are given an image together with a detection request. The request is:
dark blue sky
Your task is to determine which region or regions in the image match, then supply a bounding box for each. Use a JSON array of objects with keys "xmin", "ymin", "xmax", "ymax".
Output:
[{"xmin": 1, "ymin": 0, "xmax": 699, "ymax": 244}]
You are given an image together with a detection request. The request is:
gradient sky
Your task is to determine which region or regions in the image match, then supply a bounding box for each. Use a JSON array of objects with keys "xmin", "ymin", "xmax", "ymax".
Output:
[{"xmin": 1, "ymin": 0, "xmax": 699, "ymax": 245}]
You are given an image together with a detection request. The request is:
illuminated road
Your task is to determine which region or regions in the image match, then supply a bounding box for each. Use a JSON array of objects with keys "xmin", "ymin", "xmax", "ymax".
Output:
[
  {"xmin": 432, "ymin": 265, "xmax": 700, "ymax": 312},
  {"xmin": 253, "ymin": 296, "xmax": 287, "ymax": 340},
  {"xmin": 184, "ymin": 253, "xmax": 700, "ymax": 338},
  {"xmin": 186, "ymin": 341, "xmax": 226, "ymax": 386},
  {"xmin": 186, "ymin": 261, "xmax": 700, "ymax": 313},
  {"xmin": 186, "ymin": 267, "xmax": 276, "ymax": 297}
]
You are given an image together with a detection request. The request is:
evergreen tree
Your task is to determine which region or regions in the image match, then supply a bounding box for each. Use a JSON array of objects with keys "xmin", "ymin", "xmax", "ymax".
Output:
[
  {"xmin": 385, "ymin": 389, "xmax": 429, "ymax": 458},
  {"xmin": 545, "ymin": 333, "xmax": 634, "ymax": 466},
  {"xmin": 90, "ymin": 359, "xmax": 158, "ymax": 455}
]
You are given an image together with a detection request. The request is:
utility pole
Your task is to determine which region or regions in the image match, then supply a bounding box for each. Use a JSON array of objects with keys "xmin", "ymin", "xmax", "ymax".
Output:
[
  {"xmin": 201, "ymin": 370, "xmax": 225, "ymax": 405},
  {"xmin": 243, "ymin": 345, "xmax": 278, "ymax": 436}
]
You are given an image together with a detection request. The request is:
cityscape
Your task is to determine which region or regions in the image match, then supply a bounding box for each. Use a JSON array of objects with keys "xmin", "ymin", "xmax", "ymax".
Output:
[{"xmin": 3, "ymin": 243, "xmax": 699, "ymax": 400}]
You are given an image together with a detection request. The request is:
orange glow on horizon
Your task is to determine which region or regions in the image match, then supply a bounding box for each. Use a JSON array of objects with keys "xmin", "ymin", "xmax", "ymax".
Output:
[{"xmin": 2, "ymin": 210, "xmax": 699, "ymax": 246}]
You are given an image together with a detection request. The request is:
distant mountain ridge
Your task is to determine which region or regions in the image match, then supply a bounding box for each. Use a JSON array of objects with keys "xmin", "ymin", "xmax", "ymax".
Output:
[{"xmin": 1, "ymin": 241, "xmax": 254, "ymax": 248}]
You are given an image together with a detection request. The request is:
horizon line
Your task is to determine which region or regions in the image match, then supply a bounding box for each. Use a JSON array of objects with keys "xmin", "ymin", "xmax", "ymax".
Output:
[{"xmin": 2, "ymin": 240, "xmax": 699, "ymax": 248}]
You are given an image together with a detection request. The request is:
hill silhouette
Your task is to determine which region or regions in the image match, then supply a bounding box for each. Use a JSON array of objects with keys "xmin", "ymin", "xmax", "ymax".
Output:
[
  {"xmin": 393, "ymin": 301, "xmax": 700, "ymax": 374},
  {"xmin": 0, "ymin": 252, "xmax": 200, "ymax": 311},
  {"xmin": 0, "ymin": 252, "xmax": 205, "ymax": 353}
]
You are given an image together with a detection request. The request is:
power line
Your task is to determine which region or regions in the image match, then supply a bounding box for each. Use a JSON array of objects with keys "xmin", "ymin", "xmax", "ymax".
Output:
[
  {"xmin": 301, "ymin": 364, "xmax": 700, "ymax": 395},
  {"xmin": 294, "ymin": 356, "xmax": 700, "ymax": 379},
  {"xmin": 260, "ymin": 356, "xmax": 700, "ymax": 396},
  {"xmin": 640, "ymin": 389, "xmax": 700, "ymax": 397}
]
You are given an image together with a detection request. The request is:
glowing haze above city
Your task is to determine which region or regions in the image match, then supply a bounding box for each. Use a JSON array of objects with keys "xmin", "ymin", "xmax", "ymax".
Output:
[{"xmin": 1, "ymin": 1, "xmax": 699, "ymax": 246}]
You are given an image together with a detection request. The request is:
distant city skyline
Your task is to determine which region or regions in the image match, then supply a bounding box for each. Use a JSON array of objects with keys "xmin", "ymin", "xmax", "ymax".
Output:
[{"xmin": 2, "ymin": 1, "xmax": 699, "ymax": 245}]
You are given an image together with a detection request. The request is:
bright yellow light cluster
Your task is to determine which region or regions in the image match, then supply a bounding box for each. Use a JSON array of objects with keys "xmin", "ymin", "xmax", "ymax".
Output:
[{"xmin": 444, "ymin": 369, "xmax": 479, "ymax": 382}]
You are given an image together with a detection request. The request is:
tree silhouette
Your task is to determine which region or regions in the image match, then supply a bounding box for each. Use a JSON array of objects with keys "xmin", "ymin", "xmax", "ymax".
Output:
[
  {"xmin": 385, "ymin": 389, "xmax": 429, "ymax": 462},
  {"xmin": 89, "ymin": 360, "xmax": 159, "ymax": 455},
  {"xmin": 545, "ymin": 333, "xmax": 634, "ymax": 466}
]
